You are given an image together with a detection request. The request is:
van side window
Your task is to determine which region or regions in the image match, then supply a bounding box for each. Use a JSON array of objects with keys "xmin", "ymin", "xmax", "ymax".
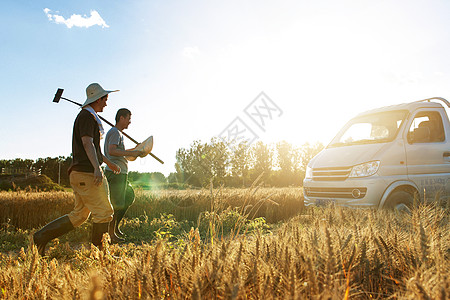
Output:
[{"xmin": 408, "ymin": 111, "xmax": 445, "ymax": 143}]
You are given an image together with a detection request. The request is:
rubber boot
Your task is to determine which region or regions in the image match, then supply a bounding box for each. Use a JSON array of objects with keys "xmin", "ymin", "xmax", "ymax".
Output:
[
  {"xmin": 33, "ymin": 215, "xmax": 74, "ymax": 256},
  {"xmin": 114, "ymin": 208, "xmax": 127, "ymax": 238},
  {"xmin": 92, "ymin": 222, "xmax": 110, "ymax": 249},
  {"xmin": 108, "ymin": 212, "xmax": 125, "ymax": 243}
]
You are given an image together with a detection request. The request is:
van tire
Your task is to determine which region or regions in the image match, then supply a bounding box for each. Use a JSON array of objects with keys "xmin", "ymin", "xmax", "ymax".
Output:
[{"xmin": 384, "ymin": 190, "xmax": 413, "ymax": 214}]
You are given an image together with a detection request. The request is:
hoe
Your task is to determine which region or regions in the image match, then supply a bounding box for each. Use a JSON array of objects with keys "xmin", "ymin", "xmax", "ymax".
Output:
[{"xmin": 52, "ymin": 88, "xmax": 164, "ymax": 164}]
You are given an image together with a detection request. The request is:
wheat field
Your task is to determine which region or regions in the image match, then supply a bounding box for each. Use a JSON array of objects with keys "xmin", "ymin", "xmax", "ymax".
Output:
[
  {"xmin": 0, "ymin": 187, "xmax": 304, "ymax": 230},
  {"xmin": 0, "ymin": 188, "xmax": 449, "ymax": 299}
]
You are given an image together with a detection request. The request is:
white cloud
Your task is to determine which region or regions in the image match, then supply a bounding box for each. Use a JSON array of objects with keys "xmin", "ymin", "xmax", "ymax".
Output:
[
  {"xmin": 43, "ymin": 8, "xmax": 109, "ymax": 29},
  {"xmin": 182, "ymin": 46, "xmax": 200, "ymax": 60}
]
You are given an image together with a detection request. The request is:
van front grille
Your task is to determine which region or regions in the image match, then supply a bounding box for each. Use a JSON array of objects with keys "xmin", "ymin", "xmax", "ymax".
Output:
[
  {"xmin": 304, "ymin": 187, "xmax": 367, "ymax": 199},
  {"xmin": 312, "ymin": 167, "xmax": 352, "ymax": 181}
]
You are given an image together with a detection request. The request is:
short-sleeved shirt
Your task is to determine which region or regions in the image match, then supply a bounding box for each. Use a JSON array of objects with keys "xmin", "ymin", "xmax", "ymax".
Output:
[
  {"xmin": 68, "ymin": 109, "xmax": 103, "ymax": 174},
  {"xmin": 104, "ymin": 127, "xmax": 128, "ymax": 174}
]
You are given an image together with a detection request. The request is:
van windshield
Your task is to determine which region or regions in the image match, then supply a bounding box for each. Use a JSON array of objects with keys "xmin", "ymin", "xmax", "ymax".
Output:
[{"xmin": 328, "ymin": 110, "xmax": 408, "ymax": 147}]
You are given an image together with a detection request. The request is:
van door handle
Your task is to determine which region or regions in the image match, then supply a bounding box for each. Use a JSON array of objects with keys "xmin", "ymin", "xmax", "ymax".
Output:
[{"xmin": 444, "ymin": 152, "xmax": 450, "ymax": 157}]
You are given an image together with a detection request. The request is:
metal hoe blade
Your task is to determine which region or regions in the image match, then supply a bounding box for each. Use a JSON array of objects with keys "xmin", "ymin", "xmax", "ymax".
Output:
[{"xmin": 53, "ymin": 88, "xmax": 64, "ymax": 103}]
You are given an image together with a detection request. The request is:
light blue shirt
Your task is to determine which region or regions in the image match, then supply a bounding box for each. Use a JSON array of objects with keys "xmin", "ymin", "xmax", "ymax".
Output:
[{"xmin": 104, "ymin": 127, "xmax": 128, "ymax": 174}]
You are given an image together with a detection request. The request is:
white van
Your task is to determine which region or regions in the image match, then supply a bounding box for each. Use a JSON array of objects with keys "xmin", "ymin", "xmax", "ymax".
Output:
[{"xmin": 303, "ymin": 97, "xmax": 450, "ymax": 211}]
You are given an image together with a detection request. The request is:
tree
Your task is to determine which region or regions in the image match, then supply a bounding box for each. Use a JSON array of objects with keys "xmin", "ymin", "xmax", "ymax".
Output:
[
  {"xmin": 208, "ymin": 138, "xmax": 230, "ymax": 186},
  {"xmin": 0, "ymin": 160, "xmax": 10, "ymax": 170},
  {"xmin": 34, "ymin": 157, "xmax": 58, "ymax": 183},
  {"xmin": 0, "ymin": 156, "xmax": 72, "ymax": 186},
  {"xmin": 4, "ymin": 158, "xmax": 34, "ymax": 173},
  {"xmin": 188, "ymin": 140, "xmax": 213, "ymax": 187},
  {"xmin": 297, "ymin": 142, "xmax": 324, "ymax": 180},
  {"xmin": 172, "ymin": 162, "xmax": 186, "ymax": 183},
  {"xmin": 34, "ymin": 157, "xmax": 71, "ymax": 186},
  {"xmin": 175, "ymin": 148, "xmax": 192, "ymax": 184},
  {"xmin": 230, "ymin": 141, "xmax": 251, "ymax": 187},
  {"xmin": 150, "ymin": 172, "xmax": 167, "ymax": 184},
  {"xmin": 275, "ymin": 140, "xmax": 294, "ymax": 186},
  {"xmin": 175, "ymin": 139, "xmax": 231, "ymax": 187},
  {"xmin": 249, "ymin": 141, "xmax": 273, "ymax": 184},
  {"xmin": 175, "ymin": 140, "xmax": 212, "ymax": 187},
  {"xmin": 167, "ymin": 172, "xmax": 178, "ymax": 183},
  {"xmin": 174, "ymin": 139, "xmax": 324, "ymax": 188}
]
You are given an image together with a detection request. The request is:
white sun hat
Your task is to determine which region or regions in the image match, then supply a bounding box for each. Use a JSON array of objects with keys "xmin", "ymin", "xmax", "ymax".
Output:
[
  {"xmin": 82, "ymin": 83, "xmax": 119, "ymax": 107},
  {"xmin": 126, "ymin": 136, "xmax": 153, "ymax": 161}
]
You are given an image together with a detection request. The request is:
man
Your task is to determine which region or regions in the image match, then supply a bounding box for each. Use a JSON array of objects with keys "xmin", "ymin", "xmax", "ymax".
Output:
[
  {"xmin": 33, "ymin": 83, "xmax": 120, "ymax": 255},
  {"xmin": 104, "ymin": 108, "xmax": 143, "ymax": 242}
]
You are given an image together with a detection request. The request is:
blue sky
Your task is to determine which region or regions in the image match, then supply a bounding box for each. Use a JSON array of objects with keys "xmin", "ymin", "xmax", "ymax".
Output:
[{"xmin": 2, "ymin": 0, "xmax": 450, "ymax": 175}]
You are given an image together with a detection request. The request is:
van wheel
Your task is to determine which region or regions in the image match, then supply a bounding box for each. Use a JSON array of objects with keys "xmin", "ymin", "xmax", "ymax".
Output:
[{"xmin": 384, "ymin": 191, "xmax": 413, "ymax": 214}]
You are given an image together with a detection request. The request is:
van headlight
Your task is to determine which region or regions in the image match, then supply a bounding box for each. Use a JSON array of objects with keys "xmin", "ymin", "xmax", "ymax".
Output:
[
  {"xmin": 349, "ymin": 161, "xmax": 380, "ymax": 178},
  {"xmin": 305, "ymin": 166, "xmax": 313, "ymax": 179}
]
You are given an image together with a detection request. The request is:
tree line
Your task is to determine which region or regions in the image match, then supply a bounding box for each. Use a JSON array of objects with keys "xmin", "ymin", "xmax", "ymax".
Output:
[
  {"xmin": 1, "ymin": 140, "xmax": 324, "ymax": 188},
  {"xmin": 0, "ymin": 157, "xmax": 168, "ymax": 189},
  {"xmin": 170, "ymin": 139, "xmax": 324, "ymax": 188},
  {"xmin": 0, "ymin": 157, "xmax": 73, "ymax": 186}
]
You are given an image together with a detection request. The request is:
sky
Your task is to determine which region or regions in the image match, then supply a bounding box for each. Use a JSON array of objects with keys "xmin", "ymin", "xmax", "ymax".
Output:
[{"xmin": 1, "ymin": 0, "xmax": 450, "ymax": 176}]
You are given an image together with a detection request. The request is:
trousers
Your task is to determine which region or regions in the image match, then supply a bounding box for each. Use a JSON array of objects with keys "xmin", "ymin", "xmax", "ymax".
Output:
[{"xmin": 67, "ymin": 171, "xmax": 114, "ymax": 227}]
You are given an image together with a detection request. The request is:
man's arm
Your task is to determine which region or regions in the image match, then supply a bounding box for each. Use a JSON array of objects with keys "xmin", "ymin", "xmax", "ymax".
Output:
[
  {"xmin": 108, "ymin": 144, "xmax": 144, "ymax": 157},
  {"xmin": 81, "ymin": 136, "xmax": 105, "ymax": 186},
  {"xmin": 102, "ymin": 155, "xmax": 121, "ymax": 174},
  {"xmin": 81, "ymin": 136, "xmax": 120, "ymax": 186}
]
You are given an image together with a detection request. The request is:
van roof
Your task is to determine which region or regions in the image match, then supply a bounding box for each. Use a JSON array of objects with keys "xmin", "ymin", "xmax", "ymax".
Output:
[{"xmin": 357, "ymin": 100, "xmax": 445, "ymax": 116}]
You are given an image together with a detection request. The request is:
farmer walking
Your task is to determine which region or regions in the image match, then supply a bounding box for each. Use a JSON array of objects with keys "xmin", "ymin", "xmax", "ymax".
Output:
[
  {"xmin": 104, "ymin": 108, "xmax": 143, "ymax": 242},
  {"xmin": 33, "ymin": 83, "xmax": 121, "ymax": 255}
]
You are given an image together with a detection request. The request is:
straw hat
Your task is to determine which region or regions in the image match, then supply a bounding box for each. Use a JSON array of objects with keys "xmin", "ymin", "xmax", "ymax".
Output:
[
  {"xmin": 126, "ymin": 136, "xmax": 154, "ymax": 161},
  {"xmin": 82, "ymin": 83, "xmax": 119, "ymax": 107}
]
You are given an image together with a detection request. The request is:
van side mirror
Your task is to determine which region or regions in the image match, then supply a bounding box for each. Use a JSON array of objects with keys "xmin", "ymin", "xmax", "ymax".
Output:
[{"xmin": 408, "ymin": 127, "xmax": 430, "ymax": 143}]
